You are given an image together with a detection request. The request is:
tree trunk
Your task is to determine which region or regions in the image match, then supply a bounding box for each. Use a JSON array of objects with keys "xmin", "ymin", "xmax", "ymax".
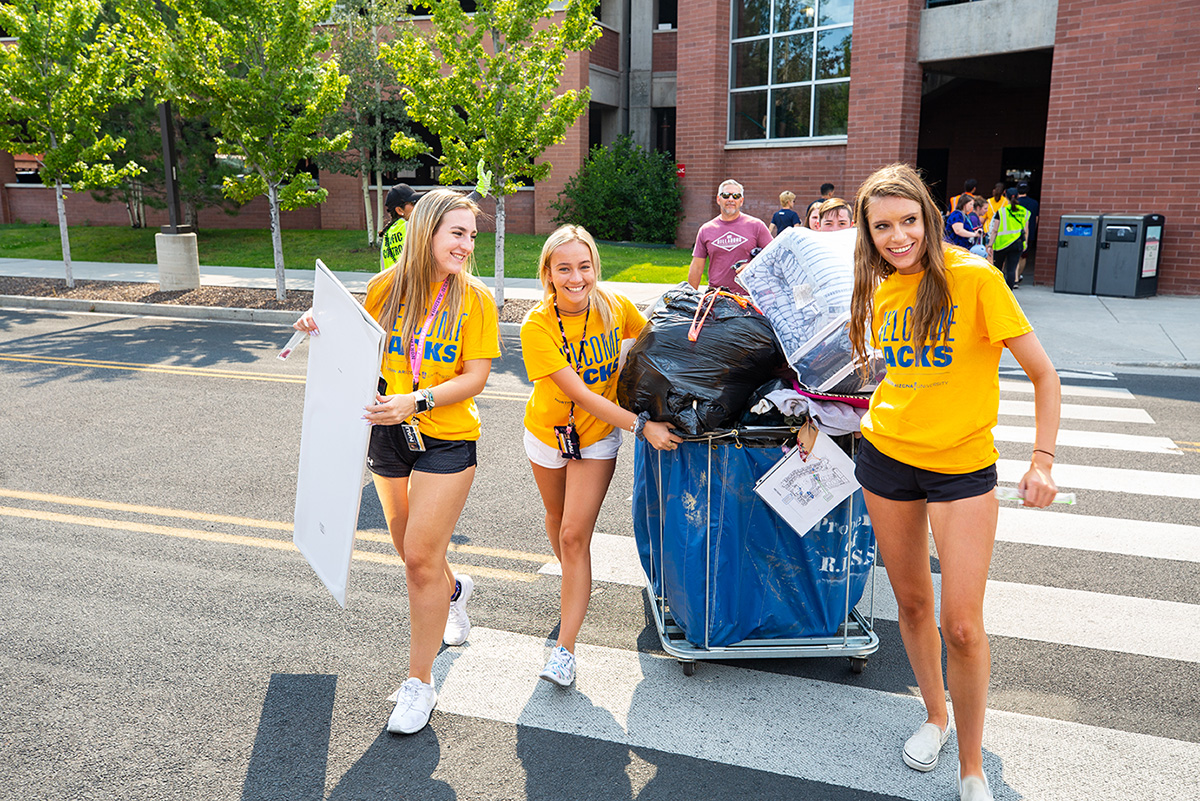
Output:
[
  {"xmin": 268, "ymin": 183, "xmax": 286, "ymax": 300},
  {"xmin": 55, "ymin": 178, "xmax": 74, "ymax": 288},
  {"xmin": 494, "ymin": 193, "xmax": 506, "ymax": 309},
  {"xmin": 361, "ymin": 170, "xmax": 373, "ymax": 246}
]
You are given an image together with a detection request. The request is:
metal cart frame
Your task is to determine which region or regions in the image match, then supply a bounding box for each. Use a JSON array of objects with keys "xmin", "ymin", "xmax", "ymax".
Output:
[{"xmin": 639, "ymin": 427, "xmax": 879, "ymax": 675}]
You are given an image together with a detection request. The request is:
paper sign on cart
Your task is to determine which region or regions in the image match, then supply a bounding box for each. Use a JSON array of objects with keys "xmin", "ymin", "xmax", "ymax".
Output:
[
  {"xmin": 293, "ymin": 259, "xmax": 386, "ymax": 607},
  {"xmin": 753, "ymin": 431, "xmax": 860, "ymax": 537}
]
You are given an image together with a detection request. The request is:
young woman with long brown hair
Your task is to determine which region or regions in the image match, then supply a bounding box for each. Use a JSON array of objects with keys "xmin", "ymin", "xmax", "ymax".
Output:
[
  {"xmin": 295, "ymin": 188, "xmax": 500, "ymax": 734},
  {"xmin": 848, "ymin": 164, "xmax": 1061, "ymax": 801}
]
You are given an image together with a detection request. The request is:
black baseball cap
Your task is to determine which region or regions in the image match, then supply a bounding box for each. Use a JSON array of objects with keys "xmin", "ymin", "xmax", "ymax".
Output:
[{"xmin": 386, "ymin": 183, "xmax": 423, "ymax": 209}]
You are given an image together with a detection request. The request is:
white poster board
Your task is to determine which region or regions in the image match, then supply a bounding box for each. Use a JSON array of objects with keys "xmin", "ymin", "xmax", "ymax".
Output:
[
  {"xmin": 293, "ymin": 260, "xmax": 387, "ymax": 606},
  {"xmin": 753, "ymin": 431, "xmax": 860, "ymax": 537}
]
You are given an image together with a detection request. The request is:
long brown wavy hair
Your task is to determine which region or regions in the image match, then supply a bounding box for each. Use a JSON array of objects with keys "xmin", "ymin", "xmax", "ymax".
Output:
[
  {"xmin": 367, "ymin": 189, "xmax": 487, "ymax": 356},
  {"xmin": 849, "ymin": 164, "xmax": 952, "ymax": 375}
]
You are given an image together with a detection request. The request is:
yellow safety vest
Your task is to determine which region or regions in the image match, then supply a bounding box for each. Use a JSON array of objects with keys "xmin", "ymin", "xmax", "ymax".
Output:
[{"xmin": 993, "ymin": 204, "xmax": 1028, "ymax": 251}]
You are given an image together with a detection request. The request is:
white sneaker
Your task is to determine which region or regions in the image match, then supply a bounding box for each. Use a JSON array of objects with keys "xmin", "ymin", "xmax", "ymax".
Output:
[
  {"xmin": 387, "ymin": 677, "xmax": 437, "ymax": 735},
  {"xmin": 443, "ymin": 574, "xmax": 473, "ymax": 646},
  {"xmin": 538, "ymin": 645, "xmax": 576, "ymax": 687},
  {"xmin": 959, "ymin": 771, "xmax": 994, "ymax": 801},
  {"xmin": 903, "ymin": 721, "xmax": 951, "ymax": 771}
]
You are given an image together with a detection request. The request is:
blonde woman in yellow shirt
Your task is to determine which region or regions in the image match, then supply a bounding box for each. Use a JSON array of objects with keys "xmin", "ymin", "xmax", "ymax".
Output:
[
  {"xmin": 847, "ymin": 165, "xmax": 1061, "ymax": 801},
  {"xmin": 294, "ymin": 189, "xmax": 500, "ymax": 735},
  {"xmin": 520, "ymin": 225, "xmax": 680, "ymax": 687}
]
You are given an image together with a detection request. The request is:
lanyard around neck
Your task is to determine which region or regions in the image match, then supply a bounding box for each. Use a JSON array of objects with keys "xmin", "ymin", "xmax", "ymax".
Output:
[
  {"xmin": 408, "ymin": 280, "xmax": 449, "ymax": 392},
  {"xmin": 553, "ymin": 298, "xmax": 590, "ymax": 424}
]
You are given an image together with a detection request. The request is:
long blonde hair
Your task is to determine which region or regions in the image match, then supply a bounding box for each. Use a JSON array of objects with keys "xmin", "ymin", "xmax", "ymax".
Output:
[
  {"xmin": 368, "ymin": 188, "xmax": 486, "ymax": 354},
  {"xmin": 535, "ymin": 225, "xmax": 616, "ymax": 329},
  {"xmin": 849, "ymin": 164, "xmax": 952, "ymax": 374}
]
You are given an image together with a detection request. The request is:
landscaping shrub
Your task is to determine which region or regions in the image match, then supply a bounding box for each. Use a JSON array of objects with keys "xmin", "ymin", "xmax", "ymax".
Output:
[{"xmin": 551, "ymin": 135, "xmax": 682, "ymax": 244}]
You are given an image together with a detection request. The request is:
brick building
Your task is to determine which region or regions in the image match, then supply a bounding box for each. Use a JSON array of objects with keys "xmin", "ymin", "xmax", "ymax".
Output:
[{"xmin": 3, "ymin": 0, "xmax": 1197, "ymax": 293}]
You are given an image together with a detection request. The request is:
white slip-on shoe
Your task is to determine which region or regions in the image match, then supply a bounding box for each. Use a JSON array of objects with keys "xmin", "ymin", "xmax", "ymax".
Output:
[
  {"xmin": 443, "ymin": 574, "xmax": 474, "ymax": 646},
  {"xmin": 959, "ymin": 771, "xmax": 994, "ymax": 801},
  {"xmin": 386, "ymin": 677, "xmax": 437, "ymax": 735},
  {"xmin": 902, "ymin": 721, "xmax": 951, "ymax": 771}
]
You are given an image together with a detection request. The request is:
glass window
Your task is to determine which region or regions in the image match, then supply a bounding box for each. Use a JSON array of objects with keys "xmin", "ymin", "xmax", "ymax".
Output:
[
  {"xmin": 773, "ymin": 32, "xmax": 814, "ymax": 85},
  {"xmin": 733, "ymin": 0, "xmax": 772, "ymax": 38},
  {"xmin": 772, "ymin": 86, "xmax": 812, "ymax": 138},
  {"xmin": 732, "ymin": 40, "xmax": 770, "ymax": 88},
  {"xmin": 731, "ymin": 91, "xmax": 769, "ymax": 141},
  {"xmin": 774, "ymin": 0, "xmax": 816, "ymax": 33},
  {"xmin": 729, "ymin": 0, "xmax": 851, "ymax": 142},
  {"xmin": 815, "ymin": 82, "xmax": 850, "ymax": 136},
  {"xmin": 816, "ymin": 27, "xmax": 851, "ymax": 80}
]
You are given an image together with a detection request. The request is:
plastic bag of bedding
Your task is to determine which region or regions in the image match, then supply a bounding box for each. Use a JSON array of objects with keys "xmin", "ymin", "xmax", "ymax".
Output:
[
  {"xmin": 616, "ymin": 282, "xmax": 785, "ymax": 436},
  {"xmin": 736, "ymin": 226, "xmax": 885, "ymax": 395}
]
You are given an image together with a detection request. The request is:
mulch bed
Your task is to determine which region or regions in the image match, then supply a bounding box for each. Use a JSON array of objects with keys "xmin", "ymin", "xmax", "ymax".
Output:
[{"xmin": 0, "ymin": 276, "xmax": 538, "ymax": 323}]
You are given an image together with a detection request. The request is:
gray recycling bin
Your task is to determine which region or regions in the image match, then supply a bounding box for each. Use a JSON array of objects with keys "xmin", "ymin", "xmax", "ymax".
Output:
[
  {"xmin": 1094, "ymin": 214, "xmax": 1164, "ymax": 298},
  {"xmin": 1054, "ymin": 215, "xmax": 1102, "ymax": 294}
]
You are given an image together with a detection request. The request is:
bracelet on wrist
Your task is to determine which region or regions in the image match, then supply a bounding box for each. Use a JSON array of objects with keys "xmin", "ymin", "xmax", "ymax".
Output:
[
  {"xmin": 632, "ymin": 411, "xmax": 651, "ymax": 441},
  {"xmin": 1032, "ymin": 448, "xmax": 1055, "ymax": 459}
]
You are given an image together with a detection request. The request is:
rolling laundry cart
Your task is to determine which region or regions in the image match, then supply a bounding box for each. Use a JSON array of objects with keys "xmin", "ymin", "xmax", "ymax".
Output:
[{"xmin": 633, "ymin": 426, "xmax": 879, "ymax": 675}]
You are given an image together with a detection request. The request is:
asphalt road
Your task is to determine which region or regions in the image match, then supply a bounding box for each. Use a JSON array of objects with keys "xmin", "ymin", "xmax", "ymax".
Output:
[{"xmin": 1, "ymin": 308, "xmax": 1198, "ymax": 800}]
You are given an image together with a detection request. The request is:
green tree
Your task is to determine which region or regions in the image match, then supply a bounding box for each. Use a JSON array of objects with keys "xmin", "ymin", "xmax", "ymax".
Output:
[
  {"xmin": 317, "ymin": 0, "xmax": 414, "ymax": 246},
  {"xmin": 159, "ymin": 0, "xmax": 351, "ymax": 299},
  {"xmin": 380, "ymin": 0, "xmax": 600, "ymax": 307},
  {"xmin": 552, "ymin": 134, "xmax": 682, "ymax": 244},
  {"xmin": 0, "ymin": 0, "xmax": 145, "ymax": 286},
  {"xmin": 91, "ymin": 98, "xmax": 241, "ymax": 230}
]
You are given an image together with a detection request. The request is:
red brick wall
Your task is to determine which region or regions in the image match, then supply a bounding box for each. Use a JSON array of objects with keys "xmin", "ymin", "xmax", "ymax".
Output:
[
  {"xmin": 1037, "ymin": 0, "xmax": 1198, "ymax": 294},
  {"xmin": 592, "ymin": 24, "xmax": 620, "ymax": 72},
  {"xmin": 534, "ymin": 47, "xmax": 591, "ymax": 236},
  {"xmin": 652, "ymin": 30, "xmax": 676, "ymax": 73},
  {"xmin": 843, "ymin": 0, "xmax": 924, "ymax": 191}
]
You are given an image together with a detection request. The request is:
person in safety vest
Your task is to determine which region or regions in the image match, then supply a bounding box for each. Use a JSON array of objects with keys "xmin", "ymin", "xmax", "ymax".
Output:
[
  {"xmin": 379, "ymin": 184, "xmax": 424, "ymax": 272},
  {"xmin": 987, "ymin": 187, "xmax": 1030, "ymax": 289}
]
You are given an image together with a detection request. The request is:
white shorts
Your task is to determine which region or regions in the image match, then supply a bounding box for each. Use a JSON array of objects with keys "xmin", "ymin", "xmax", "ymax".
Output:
[{"xmin": 524, "ymin": 427, "xmax": 623, "ymax": 469}]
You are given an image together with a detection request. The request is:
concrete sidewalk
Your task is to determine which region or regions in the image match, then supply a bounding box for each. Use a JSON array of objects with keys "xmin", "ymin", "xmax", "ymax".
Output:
[{"xmin": 2, "ymin": 257, "xmax": 1197, "ymax": 371}]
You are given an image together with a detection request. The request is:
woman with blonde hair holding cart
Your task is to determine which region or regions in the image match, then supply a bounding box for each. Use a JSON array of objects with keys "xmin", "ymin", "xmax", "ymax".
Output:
[
  {"xmin": 520, "ymin": 225, "xmax": 680, "ymax": 687},
  {"xmin": 294, "ymin": 188, "xmax": 499, "ymax": 734},
  {"xmin": 848, "ymin": 164, "xmax": 1060, "ymax": 801}
]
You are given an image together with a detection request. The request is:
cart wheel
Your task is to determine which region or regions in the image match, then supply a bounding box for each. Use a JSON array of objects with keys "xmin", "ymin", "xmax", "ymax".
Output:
[
  {"xmin": 849, "ymin": 656, "xmax": 867, "ymax": 674},
  {"xmin": 680, "ymin": 660, "xmax": 696, "ymax": 676}
]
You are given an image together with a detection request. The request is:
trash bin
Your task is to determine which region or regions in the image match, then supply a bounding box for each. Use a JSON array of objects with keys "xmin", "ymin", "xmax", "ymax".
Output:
[
  {"xmin": 1094, "ymin": 214, "xmax": 1164, "ymax": 298},
  {"xmin": 1054, "ymin": 215, "xmax": 1101, "ymax": 294}
]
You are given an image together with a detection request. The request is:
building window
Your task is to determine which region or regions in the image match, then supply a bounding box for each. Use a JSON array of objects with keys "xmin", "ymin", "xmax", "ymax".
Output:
[{"xmin": 729, "ymin": 0, "xmax": 852, "ymax": 142}]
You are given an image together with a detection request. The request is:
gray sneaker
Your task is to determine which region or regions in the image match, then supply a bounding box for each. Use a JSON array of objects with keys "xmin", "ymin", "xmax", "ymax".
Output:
[{"xmin": 538, "ymin": 645, "xmax": 576, "ymax": 687}]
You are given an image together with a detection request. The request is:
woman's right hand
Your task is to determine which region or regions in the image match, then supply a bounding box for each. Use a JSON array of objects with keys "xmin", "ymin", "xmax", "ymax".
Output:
[
  {"xmin": 293, "ymin": 308, "xmax": 318, "ymax": 335},
  {"xmin": 644, "ymin": 420, "xmax": 683, "ymax": 451}
]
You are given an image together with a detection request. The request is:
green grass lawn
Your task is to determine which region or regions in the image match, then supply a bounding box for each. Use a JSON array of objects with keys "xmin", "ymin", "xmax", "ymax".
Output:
[{"xmin": 0, "ymin": 222, "xmax": 695, "ymax": 284}]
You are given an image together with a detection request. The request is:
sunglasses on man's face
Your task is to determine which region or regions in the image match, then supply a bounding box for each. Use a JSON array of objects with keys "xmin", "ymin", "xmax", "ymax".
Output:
[{"xmin": 719, "ymin": 192, "xmax": 742, "ymax": 199}]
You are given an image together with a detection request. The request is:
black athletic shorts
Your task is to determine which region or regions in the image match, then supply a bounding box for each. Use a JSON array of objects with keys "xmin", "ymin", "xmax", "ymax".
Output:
[
  {"xmin": 367, "ymin": 424, "xmax": 477, "ymax": 478},
  {"xmin": 855, "ymin": 437, "xmax": 996, "ymax": 503}
]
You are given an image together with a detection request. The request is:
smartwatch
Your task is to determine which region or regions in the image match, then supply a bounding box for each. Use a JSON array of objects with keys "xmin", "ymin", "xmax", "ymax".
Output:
[{"xmin": 413, "ymin": 389, "xmax": 435, "ymax": 414}]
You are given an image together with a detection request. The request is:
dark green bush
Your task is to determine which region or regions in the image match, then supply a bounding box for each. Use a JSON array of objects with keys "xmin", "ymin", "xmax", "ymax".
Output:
[{"xmin": 551, "ymin": 135, "xmax": 682, "ymax": 244}]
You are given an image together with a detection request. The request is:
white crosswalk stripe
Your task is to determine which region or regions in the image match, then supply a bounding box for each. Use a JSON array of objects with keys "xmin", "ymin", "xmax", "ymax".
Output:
[
  {"xmin": 998, "ymin": 399, "xmax": 1154, "ymax": 423},
  {"xmin": 992, "ymin": 424, "xmax": 1180, "ymax": 453},
  {"xmin": 997, "ymin": 459, "xmax": 1200, "ymax": 499},
  {"xmin": 999, "ymin": 379, "xmax": 1134, "ymax": 400}
]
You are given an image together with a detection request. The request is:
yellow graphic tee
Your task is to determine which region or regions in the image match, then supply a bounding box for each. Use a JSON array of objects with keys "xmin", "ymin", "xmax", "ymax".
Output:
[
  {"xmin": 861, "ymin": 246, "xmax": 1032, "ymax": 473},
  {"xmin": 520, "ymin": 293, "xmax": 646, "ymax": 448},
  {"xmin": 364, "ymin": 275, "xmax": 500, "ymax": 441}
]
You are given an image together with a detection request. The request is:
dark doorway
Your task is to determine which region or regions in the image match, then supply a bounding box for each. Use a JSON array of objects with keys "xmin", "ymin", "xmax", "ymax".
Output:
[
  {"xmin": 1001, "ymin": 146, "xmax": 1044, "ymax": 199},
  {"xmin": 917, "ymin": 148, "xmax": 950, "ymax": 208}
]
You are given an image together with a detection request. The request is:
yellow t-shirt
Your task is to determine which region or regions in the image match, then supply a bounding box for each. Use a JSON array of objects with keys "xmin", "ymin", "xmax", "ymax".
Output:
[
  {"xmin": 520, "ymin": 293, "xmax": 646, "ymax": 448},
  {"xmin": 363, "ymin": 273, "xmax": 501, "ymax": 441},
  {"xmin": 860, "ymin": 246, "xmax": 1032, "ymax": 473}
]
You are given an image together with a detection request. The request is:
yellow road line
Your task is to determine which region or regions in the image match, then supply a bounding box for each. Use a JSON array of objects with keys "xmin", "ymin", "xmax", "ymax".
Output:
[
  {"xmin": 351, "ymin": 550, "xmax": 536, "ymax": 582},
  {"xmin": 0, "ymin": 488, "xmax": 294, "ymax": 531},
  {"xmin": 0, "ymin": 352, "xmax": 529, "ymax": 401}
]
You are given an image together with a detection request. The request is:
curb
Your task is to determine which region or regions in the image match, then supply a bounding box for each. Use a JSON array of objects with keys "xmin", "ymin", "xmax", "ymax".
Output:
[{"xmin": 1, "ymin": 293, "xmax": 526, "ymax": 335}]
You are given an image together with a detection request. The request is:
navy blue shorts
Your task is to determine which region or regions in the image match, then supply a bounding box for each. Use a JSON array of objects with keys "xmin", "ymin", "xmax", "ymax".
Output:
[
  {"xmin": 855, "ymin": 437, "xmax": 996, "ymax": 503},
  {"xmin": 367, "ymin": 424, "xmax": 477, "ymax": 478}
]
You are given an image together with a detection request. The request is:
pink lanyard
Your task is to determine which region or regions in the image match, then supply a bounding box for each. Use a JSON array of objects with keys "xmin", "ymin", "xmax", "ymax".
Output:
[{"xmin": 407, "ymin": 281, "xmax": 449, "ymax": 391}]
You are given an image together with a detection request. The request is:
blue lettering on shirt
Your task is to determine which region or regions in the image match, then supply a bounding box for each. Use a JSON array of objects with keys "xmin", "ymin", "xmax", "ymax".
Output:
[{"xmin": 876, "ymin": 304, "xmax": 957, "ymax": 369}]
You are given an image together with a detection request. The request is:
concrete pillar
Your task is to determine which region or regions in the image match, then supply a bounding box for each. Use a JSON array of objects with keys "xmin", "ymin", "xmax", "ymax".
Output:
[
  {"xmin": 155, "ymin": 232, "xmax": 201, "ymax": 291},
  {"xmin": 628, "ymin": 0, "xmax": 654, "ymax": 149}
]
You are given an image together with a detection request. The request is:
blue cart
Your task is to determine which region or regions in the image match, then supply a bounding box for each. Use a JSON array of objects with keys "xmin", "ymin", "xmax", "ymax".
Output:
[{"xmin": 633, "ymin": 427, "xmax": 879, "ymax": 675}]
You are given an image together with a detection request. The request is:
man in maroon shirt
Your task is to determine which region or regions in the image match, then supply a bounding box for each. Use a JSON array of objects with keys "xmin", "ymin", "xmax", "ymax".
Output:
[{"xmin": 688, "ymin": 179, "xmax": 773, "ymax": 295}]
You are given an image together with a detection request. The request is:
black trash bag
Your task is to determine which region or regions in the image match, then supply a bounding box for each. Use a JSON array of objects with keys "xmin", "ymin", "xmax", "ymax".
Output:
[{"xmin": 617, "ymin": 283, "xmax": 786, "ymax": 435}]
